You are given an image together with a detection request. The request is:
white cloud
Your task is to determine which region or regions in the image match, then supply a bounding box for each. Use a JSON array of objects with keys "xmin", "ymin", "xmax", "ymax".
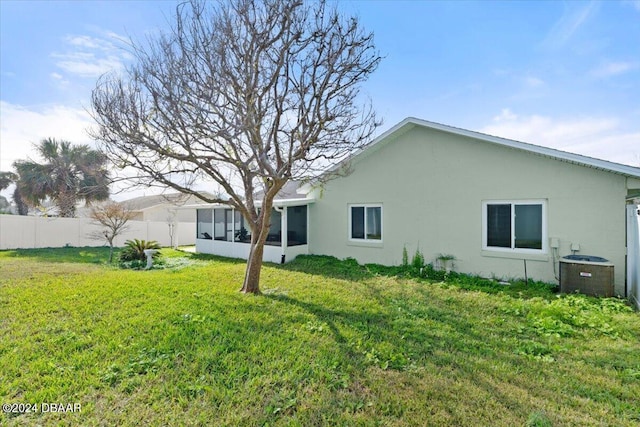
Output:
[
  {"xmin": 523, "ymin": 76, "xmax": 545, "ymax": 88},
  {"xmin": 480, "ymin": 109, "xmax": 639, "ymax": 167},
  {"xmin": 51, "ymin": 31, "xmax": 130, "ymax": 79},
  {"xmin": 0, "ymin": 101, "xmax": 94, "ymax": 171},
  {"xmin": 0, "ymin": 101, "xmax": 170, "ymax": 203},
  {"xmin": 53, "ymin": 53, "xmax": 125, "ymax": 78},
  {"xmin": 65, "ymin": 35, "xmax": 107, "ymax": 50},
  {"xmin": 101, "ymin": 30, "xmax": 131, "ymax": 47},
  {"xmin": 590, "ymin": 61, "xmax": 638, "ymax": 78},
  {"xmin": 50, "ymin": 72, "xmax": 70, "ymax": 89},
  {"xmin": 492, "ymin": 108, "xmax": 518, "ymax": 122},
  {"xmin": 541, "ymin": 1, "xmax": 599, "ymax": 48}
]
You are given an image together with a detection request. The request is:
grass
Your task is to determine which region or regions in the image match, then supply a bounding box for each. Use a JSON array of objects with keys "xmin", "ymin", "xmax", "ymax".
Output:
[{"xmin": 1, "ymin": 248, "xmax": 639, "ymax": 426}]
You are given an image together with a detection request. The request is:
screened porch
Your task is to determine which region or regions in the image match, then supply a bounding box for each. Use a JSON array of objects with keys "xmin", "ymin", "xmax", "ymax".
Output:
[{"xmin": 195, "ymin": 200, "xmax": 311, "ymax": 263}]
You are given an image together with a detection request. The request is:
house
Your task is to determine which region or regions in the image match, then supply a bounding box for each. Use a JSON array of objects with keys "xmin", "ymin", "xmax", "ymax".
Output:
[
  {"xmin": 121, "ymin": 192, "xmax": 214, "ymax": 222},
  {"xmin": 195, "ymin": 117, "xmax": 640, "ymax": 297}
]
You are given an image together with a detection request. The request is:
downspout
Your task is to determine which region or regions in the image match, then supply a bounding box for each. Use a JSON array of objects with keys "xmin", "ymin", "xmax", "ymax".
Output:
[{"xmin": 275, "ymin": 206, "xmax": 287, "ymax": 263}]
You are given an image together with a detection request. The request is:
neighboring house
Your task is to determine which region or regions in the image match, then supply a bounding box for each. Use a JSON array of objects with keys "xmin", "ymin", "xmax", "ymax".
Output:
[
  {"xmin": 122, "ymin": 192, "xmax": 214, "ymax": 223},
  {"xmin": 195, "ymin": 117, "xmax": 640, "ymax": 297}
]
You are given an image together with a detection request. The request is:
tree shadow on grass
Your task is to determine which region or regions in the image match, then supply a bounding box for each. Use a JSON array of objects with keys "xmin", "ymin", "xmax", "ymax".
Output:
[
  {"xmin": 279, "ymin": 255, "xmax": 379, "ymax": 282},
  {"xmin": 265, "ymin": 293, "xmax": 353, "ymax": 344},
  {"xmin": 184, "ymin": 252, "xmax": 247, "ymax": 265},
  {"xmin": 260, "ymin": 290, "xmax": 562, "ymax": 423},
  {"xmin": 263, "ymin": 288, "xmax": 506, "ymax": 369}
]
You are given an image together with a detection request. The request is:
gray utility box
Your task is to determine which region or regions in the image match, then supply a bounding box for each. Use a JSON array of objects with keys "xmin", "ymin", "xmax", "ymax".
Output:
[{"xmin": 559, "ymin": 255, "xmax": 614, "ymax": 297}]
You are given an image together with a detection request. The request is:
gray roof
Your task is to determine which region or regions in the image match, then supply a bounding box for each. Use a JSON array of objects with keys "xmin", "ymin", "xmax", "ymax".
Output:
[
  {"xmin": 253, "ymin": 180, "xmax": 304, "ymax": 201},
  {"xmin": 121, "ymin": 192, "xmax": 215, "ymax": 211}
]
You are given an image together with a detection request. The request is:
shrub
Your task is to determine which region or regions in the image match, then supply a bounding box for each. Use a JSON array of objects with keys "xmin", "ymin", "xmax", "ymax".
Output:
[
  {"xmin": 119, "ymin": 239, "xmax": 161, "ymax": 262},
  {"xmin": 411, "ymin": 248, "xmax": 424, "ymax": 272},
  {"xmin": 399, "ymin": 246, "xmax": 426, "ymax": 276},
  {"xmin": 421, "ymin": 263, "xmax": 446, "ymax": 281},
  {"xmin": 401, "ymin": 246, "xmax": 409, "ymax": 269}
]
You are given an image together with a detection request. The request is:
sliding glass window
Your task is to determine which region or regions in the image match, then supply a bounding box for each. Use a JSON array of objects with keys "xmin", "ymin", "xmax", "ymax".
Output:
[{"xmin": 349, "ymin": 204, "xmax": 382, "ymax": 241}]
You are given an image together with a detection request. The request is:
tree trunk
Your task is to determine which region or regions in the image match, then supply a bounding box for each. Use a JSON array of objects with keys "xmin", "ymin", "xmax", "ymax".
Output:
[
  {"xmin": 241, "ymin": 240, "xmax": 265, "ymax": 294},
  {"xmin": 240, "ymin": 201, "xmax": 273, "ymax": 294},
  {"xmin": 13, "ymin": 188, "xmax": 28, "ymax": 216},
  {"xmin": 108, "ymin": 243, "xmax": 114, "ymax": 263},
  {"xmin": 57, "ymin": 190, "xmax": 76, "ymax": 218}
]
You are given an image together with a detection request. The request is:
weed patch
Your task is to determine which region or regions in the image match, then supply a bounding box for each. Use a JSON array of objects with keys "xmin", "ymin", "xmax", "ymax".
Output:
[{"xmin": 525, "ymin": 294, "xmax": 632, "ymax": 338}]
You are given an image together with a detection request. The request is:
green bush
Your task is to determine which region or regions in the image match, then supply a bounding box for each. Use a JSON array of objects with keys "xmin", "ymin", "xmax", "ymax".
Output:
[
  {"xmin": 119, "ymin": 239, "xmax": 161, "ymax": 262},
  {"xmin": 400, "ymin": 246, "xmax": 424, "ymax": 276},
  {"xmin": 411, "ymin": 248, "xmax": 424, "ymax": 272},
  {"xmin": 401, "ymin": 246, "xmax": 409, "ymax": 269}
]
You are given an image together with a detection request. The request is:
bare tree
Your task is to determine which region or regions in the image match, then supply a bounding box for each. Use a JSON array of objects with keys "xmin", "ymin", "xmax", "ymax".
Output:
[
  {"xmin": 90, "ymin": 0, "xmax": 381, "ymax": 293},
  {"xmin": 89, "ymin": 201, "xmax": 136, "ymax": 263}
]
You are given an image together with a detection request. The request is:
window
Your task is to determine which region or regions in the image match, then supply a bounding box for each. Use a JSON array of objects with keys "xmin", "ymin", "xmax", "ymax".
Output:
[
  {"xmin": 287, "ymin": 205, "xmax": 307, "ymax": 246},
  {"xmin": 349, "ymin": 204, "xmax": 382, "ymax": 241},
  {"xmin": 213, "ymin": 208, "xmax": 226, "ymax": 240},
  {"xmin": 197, "ymin": 209, "xmax": 213, "ymax": 239},
  {"xmin": 213, "ymin": 207, "xmax": 280, "ymax": 245},
  {"xmin": 265, "ymin": 209, "xmax": 282, "ymax": 246},
  {"xmin": 234, "ymin": 210, "xmax": 251, "ymax": 243},
  {"xmin": 483, "ymin": 200, "xmax": 546, "ymax": 252}
]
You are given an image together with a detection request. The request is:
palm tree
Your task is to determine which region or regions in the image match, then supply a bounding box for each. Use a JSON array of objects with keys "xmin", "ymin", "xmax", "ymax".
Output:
[
  {"xmin": 13, "ymin": 138, "xmax": 110, "ymax": 217},
  {"xmin": 0, "ymin": 171, "xmax": 28, "ymax": 215},
  {"xmin": 0, "ymin": 171, "xmax": 16, "ymax": 190}
]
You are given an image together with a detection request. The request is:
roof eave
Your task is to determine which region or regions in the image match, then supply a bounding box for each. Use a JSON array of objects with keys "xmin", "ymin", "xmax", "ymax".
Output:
[
  {"xmin": 349, "ymin": 117, "xmax": 640, "ymax": 179},
  {"xmin": 182, "ymin": 197, "xmax": 315, "ymax": 210}
]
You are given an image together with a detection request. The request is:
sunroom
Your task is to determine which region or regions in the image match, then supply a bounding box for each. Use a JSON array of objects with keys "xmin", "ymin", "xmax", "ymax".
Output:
[{"xmin": 195, "ymin": 197, "xmax": 313, "ymax": 263}]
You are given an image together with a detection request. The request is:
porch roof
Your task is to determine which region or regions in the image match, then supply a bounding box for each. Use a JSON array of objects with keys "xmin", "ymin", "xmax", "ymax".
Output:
[{"xmin": 183, "ymin": 196, "xmax": 315, "ymax": 210}]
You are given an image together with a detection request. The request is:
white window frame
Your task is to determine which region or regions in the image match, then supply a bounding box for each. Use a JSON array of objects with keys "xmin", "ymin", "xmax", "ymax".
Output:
[
  {"xmin": 482, "ymin": 199, "xmax": 547, "ymax": 254},
  {"xmin": 348, "ymin": 203, "xmax": 383, "ymax": 242}
]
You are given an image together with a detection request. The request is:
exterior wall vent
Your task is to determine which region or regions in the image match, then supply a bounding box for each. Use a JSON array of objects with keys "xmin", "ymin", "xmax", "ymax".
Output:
[{"xmin": 559, "ymin": 255, "xmax": 614, "ymax": 297}]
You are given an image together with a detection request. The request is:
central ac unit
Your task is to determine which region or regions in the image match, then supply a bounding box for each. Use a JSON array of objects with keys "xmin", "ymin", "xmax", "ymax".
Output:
[{"xmin": 559, "ymin": 255, "xmax": 614, "ymax": 297}]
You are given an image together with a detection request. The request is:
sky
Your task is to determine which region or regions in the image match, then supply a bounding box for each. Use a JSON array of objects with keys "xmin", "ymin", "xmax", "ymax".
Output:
[{"xmin": 1, "ymin": 0, "xmax": 639, "ymax": 202}]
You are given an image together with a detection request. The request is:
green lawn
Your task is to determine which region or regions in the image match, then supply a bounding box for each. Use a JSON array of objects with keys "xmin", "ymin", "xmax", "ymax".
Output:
[{"xmin": 1, "ymin": 247, "xmax": 638, "ymax": 426}]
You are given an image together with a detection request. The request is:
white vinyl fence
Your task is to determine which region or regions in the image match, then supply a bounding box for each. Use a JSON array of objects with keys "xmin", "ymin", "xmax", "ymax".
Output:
[{"xmin": 0, "ymin": 215, "xmax": 196, "ymax": 250}]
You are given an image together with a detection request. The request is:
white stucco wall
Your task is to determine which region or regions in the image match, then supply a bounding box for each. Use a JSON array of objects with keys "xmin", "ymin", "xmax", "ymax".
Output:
[{"xmin": 309, "ymin": 125, "xmax": 629, "ymax": 295}]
